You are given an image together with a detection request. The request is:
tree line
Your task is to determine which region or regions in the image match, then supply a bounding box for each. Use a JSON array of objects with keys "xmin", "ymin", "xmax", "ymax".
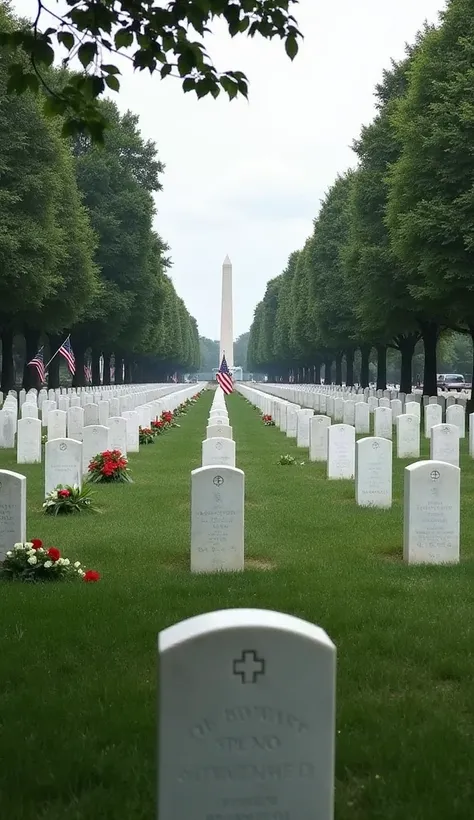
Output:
[
  {"xmin": 0, "ymin": 2, "xmax": 200, "ymax": 391},
  {"xmin": 247, "ymin": 0, "xmax": 474, "ymax": 405}
]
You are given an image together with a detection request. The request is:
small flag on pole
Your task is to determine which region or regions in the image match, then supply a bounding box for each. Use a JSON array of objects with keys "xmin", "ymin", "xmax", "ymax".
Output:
[
  {"xmin": 216, "ymin": 354, "xmax": 233, "ymax": 395},
  {"xmin": 58, "ymin": 336, "xmax": 75, "ymax": 375},
  {"xmin": 84, "ymin": 363, "xmax": 92, "ymax": 384},
  {"xmin": 27, "ymin": 347, "xmax": 46, "ymax": 384},
  {"xmin": 110, "ymin": 365, "xmax": 115, "ymax": 381}
]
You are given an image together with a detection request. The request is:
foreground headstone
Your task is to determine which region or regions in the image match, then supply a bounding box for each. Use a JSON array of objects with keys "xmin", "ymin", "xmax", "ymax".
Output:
[
  {"xmin": 446, "ymin": 403, "xmax": 465, "ymax": 439},
  {"xmin": 286, "ymin": 407, "xmax": 299, "ymax": 438},
  {"xmin": 82, "ymin": 425, "xmax": 110, "ymax": 474},
  {"xmin": 430, "ymin": 423, "xmax": 459, "ymax": 467},
  {"xmin": 67, "ymin": 406, "xmax": 84, "ymax": 441},
  {"xmin": 123, "ymin": 411, "xmax": 140, "ymax": 453},
  {"xmin": 202, "ymin": 437, "xmax": 236, "ymax": 468},
  {"xmin": 424, "ymin": 403, "xmax": 442, "ymax": 438},
  {"xmin": 374, "ymin": 406, "xmax": 392, "ymax": 440},
  {"xmin": 0, "ymin": 470, "xmax": 26, "ymax": 561},
  {"xmin": 191, "ymin": 466, "xmax": 244, "ymax": 573},
  {"xmin": 296, "ymin": 409, "xmax": 313, "ymax": 448},
  {"xmin": 47, "ymin": 409, "xmax": 67, "ymax": 441},
  {"xmin": 0, "ymin": 409, "xmax": 16, "ymax": 448},
  {"xmin": 206, "ymin": 423, "xmax": 233, "ymax": 441},
  {"xmin": 158, "ymin": 608, "xmax": 336, "ymax": 820},
  {"xmin": 396, "ymin": 414, "xmax": 420, "ymax": 458},
  {"xmin": 404, "ymin": 460, "xmax": 460, "ymax": 564},
  {"xmin": 45, "ymin": 438, "xmax": 82, "ymax": 496},
  {"xmin": 108, "ymin": 416, "xmax": 128, "ymax": 456},
  {"xmin": 355, "ymin": 437, "xmax": 392, "ymax": 508},
  {"xmin": 17, "ymin": 417, "xmax": 41, "ymax": 464},
  {"xmin": 309, "ymin": 416, "xmax": 331, "ymax": 462},
  {"xmin": 354, "ymin": 402, "xmax": 370, "ymax": 434},
  {"xmin": 327, "ymin": 424, "xmax": 355, "ymax": 479}
]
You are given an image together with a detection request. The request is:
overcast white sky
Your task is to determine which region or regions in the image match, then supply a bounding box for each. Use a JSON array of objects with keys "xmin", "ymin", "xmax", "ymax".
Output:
[{"xmin": 16, "ymin": 0, "xmax": 446, "ymax": 339}]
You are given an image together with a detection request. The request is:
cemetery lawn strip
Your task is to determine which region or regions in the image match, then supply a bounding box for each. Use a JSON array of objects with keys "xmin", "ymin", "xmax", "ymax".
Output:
[{"xmin": 0, "ymin": 389, "xmax": 472, "ymax": 819}]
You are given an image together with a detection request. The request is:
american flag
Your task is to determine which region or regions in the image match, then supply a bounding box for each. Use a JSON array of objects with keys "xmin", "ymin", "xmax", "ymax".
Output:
[
  {"xmin": 58, "ymin": 336, "xmax": 75, "ymax": 375},
  {"xmin": 110, "ymin": 365, "xmax": 115, "ymax": 381},
  {"xmin": 27, "ymin": 347, "xmax": 46, "ymax": 384},
  {"xmin": 84, "ymin": 363, "xmax": 92, "ymax": 384},
  {"xmin": 216, "ymin": 354, "xmax": 233, "ymax": 394}
]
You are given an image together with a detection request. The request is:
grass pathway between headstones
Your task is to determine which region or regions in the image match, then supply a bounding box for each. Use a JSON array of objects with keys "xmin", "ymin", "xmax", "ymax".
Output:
[{"xmin": 1, "ymin": 389, "xmax": 474, "ymax": 819}]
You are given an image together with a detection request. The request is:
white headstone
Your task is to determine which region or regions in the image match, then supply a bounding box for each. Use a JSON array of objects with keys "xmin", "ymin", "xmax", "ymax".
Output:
[
  {"xmin": 446, "ymin": 404, "xmax": 465, "ymax": 439},
  {"xmin": 327, "ymin": 424, "xmax": 355, "ymax": 480},
  {"xmin": 123, "ymin": 411, "xmax": 140, "ymax": 453},
  {"xmin": 430, "ymin": 423, "xmax": 459, "ymax": 467},
  {"xmin": 82, "ymin": 425, "xmax": 110, "ymax": 474},
  {"xmin": 67, "ymin": 406, "xmax": 84, "ymax": 441},
  {"xmin": 206, "ymin": 424, "xmax": 233, "ymax": 441},
  {"xmin": 109, "ymin": 397, "xmax": 120, "ymax": 417},
  {"xmin": 390, "ymin": 399, "xmax": 402, "ymax": 421},
  {"xmin": 84, "ymin": 403, "xmax": 100, "ymax": 426},
  {"xmin": 0, "ymin": 470, "xmax": 26, "ymax": 561},
  {"xmin": 374, "ymin": 406, "xmax": 392, "ymax": 440},
  {"xmin": 424, "ymin": 403, "xmax": 442, "ymax": 438},
  {"xmin": 354, "ymin": 402, "xmax": 370, "ymax": 434},
  {"xmin": 286, "ymin": 408, "xmax": 299, "ymax": 438},
  {"xmin": 45, "ymin": 438, "xmax": 83, "ymax": 496},
  {"xmin": 404, "ymin": 401, "xmax": 420, "ymax": 419},
  {"xmin": 41, "ymin": 400, "xmax": 56, "ymax": 427},
  {"xmin": 355, "ymin": 437, "xmax": 392, "ymax": 508},
  {"xmin": 158, "ymin": 609, "xmax": 336, "ymax": 820},
  {"xmin": 107, "ymin": 416, "xmax": 127, "ymax": 456},
  {"xmin": 470, "ymin": 413, "xmax": 474, "ymax": 458},
  {"xmin": 396, "ymin": 414, "xmax": 420, "ymax": 458},
  {"xmin": 47, "ymin": 409, "xmax": 67, "ymax": 441},
  {"xmin": 202, "ymin": 437, "xmax": 236, "ymax": 468},
  {"xmin": 333, "ymin": 397, "xmax": 344, "ymax": 422},
  {"xmin": 404, "ymin": 461, "xmax": 460, "ymax": 564},
  {"xmin": 58, "ymin": 396, "xmax": 70, "ymax": 413},
  {"xmin": 379, "ymin": 397, "xmax": 390, "ymax": 408},
  {"xmin": 0, "ymin": 409, "xmax": 16, "ymax": 448},
  {"xmin": 17, "ymin": 417, "xmax": 41, "ymax": 464},
  {"xmin": 21, "ymin": 403, "xmax": 38, "ymax": 419},
  {"xmin": 191, "ymin": 466, "xmax": 244, "ymax": 573},
  {"xmin": 99, "ymin": 400, "xmax": 110, "ymax": 426},
  {"xmin": 296, "ymin": 409, "xmax": 313, "ymax": 448},
  {"xmin": 342, "ymin": 400, "xmax": 355, "ymax": 426},
  {"xmin": 309, "ymin": 416, "xmax": 331, "ymax": 462}
]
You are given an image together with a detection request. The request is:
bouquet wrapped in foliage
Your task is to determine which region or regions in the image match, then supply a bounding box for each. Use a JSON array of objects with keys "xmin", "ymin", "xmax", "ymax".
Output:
[
  {"xmin": 161, "ymin": 410, "xmax": 180, "ymax": 428},
  {"xmin": 279, "ymin": 454, "xmax": 296, "ymax": 465},
  {"xmin": 43, "ymin": 484, "xmax": 96, "ymax": 515},
  {"xmin": 139, "ymin": 426, "xmax": 155, "ymax": 444},
  {"xmin": 0, "ymin": 539, "xmax": 100, "ymax": 583},
  {"xmin": 151, "ymin": 419, "xmax": 165, "ymax": 435},
  {"xmin": 87, "ymin": 450, "xmax": 132, "ymax": 483},
  {"xmin": 262, "ymin": 414, "xmax": 275, "ymax": 426}
]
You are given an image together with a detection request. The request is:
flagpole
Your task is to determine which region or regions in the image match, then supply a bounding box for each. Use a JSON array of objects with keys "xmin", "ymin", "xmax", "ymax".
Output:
[
  {"xmin": 27, "ymin": 345, "xmax": 44, "ymax": 364},
  {"xmin": 44, "ymin": 334, "xmax": 70, "ymax": 369}
]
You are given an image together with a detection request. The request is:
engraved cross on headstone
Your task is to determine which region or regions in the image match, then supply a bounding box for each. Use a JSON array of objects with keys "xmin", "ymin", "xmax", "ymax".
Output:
[{"xmin": 233, "ymin": 650, "xmax": 265, "ymax": 684}]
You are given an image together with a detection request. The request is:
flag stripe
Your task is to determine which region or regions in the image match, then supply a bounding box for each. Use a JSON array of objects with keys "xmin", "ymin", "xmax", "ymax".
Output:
[
  {"xmin": 216, "ymin": 353, "xmax": 233, "ymax": 395},
  {"xmin": 27, "ymin": 349, "xmax": 46, "ymax": 383},
  {"xmin": 58, "ymin": 336, "xmax": 76, "ymax": 375}
]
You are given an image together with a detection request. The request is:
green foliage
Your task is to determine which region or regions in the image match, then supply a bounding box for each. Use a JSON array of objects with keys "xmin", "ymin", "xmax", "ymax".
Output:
[{"xmin": 0, "ymin": 0, "xmax": 301, "ymax": 139}]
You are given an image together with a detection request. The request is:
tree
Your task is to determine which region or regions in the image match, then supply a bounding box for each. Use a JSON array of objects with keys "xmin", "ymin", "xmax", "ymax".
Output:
[
  {"xmin": 387, "ymin": 1, "xmax": 474, "ymax": 403},
  {"xmin": 273, "ymin": 251, "xmax": 300, "ymax": 380},
  {"xmin": 199, "ymin": 337, "xmax": 219, "ymax": 371},
  {"xmin": 0, "ymin": 1, "xmax": 301, "ymax": 139},
  {"xmin": 234, "ymin": 332, "xmax": 249, "ymax": 369}
]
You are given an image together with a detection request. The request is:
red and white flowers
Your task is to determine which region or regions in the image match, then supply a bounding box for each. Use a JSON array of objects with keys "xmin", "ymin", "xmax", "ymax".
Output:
[
  {"xmin": 87, "ymin": 450, "xmax": 132, "ymax": 483},
  {"xmin": 0, "ymin": 539, "xmax": 101, "ymax": 583}
]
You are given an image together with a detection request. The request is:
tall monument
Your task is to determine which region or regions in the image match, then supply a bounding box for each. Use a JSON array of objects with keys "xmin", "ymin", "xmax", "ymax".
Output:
[{"xmin": 219, "ymin": 255, "xmax": 234, "ymax": 368}]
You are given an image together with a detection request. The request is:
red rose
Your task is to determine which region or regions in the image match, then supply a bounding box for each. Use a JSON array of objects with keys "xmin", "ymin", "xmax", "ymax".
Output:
[
  {"xmin": 58, "ymin": 489, "xmax": 71, "ymax": 498},
  {"xmin": 31, "ymin": 538, "xmax": 43, "ymax": 549},
  {"xmin": 83, "ymin": 570, "xmax": 100, "ymax": 582},
  {"xmin": 48, "ymin": 547, "xmax": 61, "ymax": 561}
]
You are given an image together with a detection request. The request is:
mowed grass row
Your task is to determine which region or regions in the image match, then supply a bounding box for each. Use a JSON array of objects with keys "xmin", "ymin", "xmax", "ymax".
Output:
[{"xmin": 0, "ymin": 389, "xmax": 473, "ymax": 819}]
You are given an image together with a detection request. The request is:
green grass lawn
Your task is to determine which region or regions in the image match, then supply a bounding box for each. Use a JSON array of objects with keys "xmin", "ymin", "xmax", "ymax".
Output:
[{"xmin": 1, "ymin": 390, "xmax": 474, "ymax": 819}]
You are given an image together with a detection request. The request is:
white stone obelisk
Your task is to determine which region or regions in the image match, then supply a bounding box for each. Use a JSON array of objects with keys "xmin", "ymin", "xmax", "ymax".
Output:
[{"xmin": 219, "ymin": 255, "xmax": 234, "ymax": 368}]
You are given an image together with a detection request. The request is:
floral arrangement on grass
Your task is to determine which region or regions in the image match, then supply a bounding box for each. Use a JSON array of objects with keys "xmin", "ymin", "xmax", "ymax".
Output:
[
  {"xmin": 43, "ymin": 484, "xmax": 96, "ymax": 516},
  {"xmin": 151, "ymin": 419, "xmax": 165, "ymax": 435},
  {"xmin": 279, "ymin": 454, "xmax": 296, "ymax": 466},
  {"xmin": 139, "ymin": 426, "xmax": 155, "ymax": 444},
  {"xmin": 262, "ymin": 414, "xmax": 275, "ymax": 426},
  {"xmin": 87, "ymin": 450, "xmax": 132, "ymax": 483},
  {"xmin": 0, "ymin": 539, "xmax": 100, "ymax": 583},
  {"xmin": 161, "ymin": 410, "xmax": 180, "ymax": 428}
]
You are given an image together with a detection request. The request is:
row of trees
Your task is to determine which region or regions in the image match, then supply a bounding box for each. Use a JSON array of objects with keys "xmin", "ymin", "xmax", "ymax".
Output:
[
  {"xmin": 199, "ymin": 333, "xmax": 250, "ymax": 372},
  {"xmin": 0, "ymin": 2, "xmax": 200, "ymax": 391},
  {"xmin": 248, "ymin": 0, "xmax": 474, "ymax": 405}
]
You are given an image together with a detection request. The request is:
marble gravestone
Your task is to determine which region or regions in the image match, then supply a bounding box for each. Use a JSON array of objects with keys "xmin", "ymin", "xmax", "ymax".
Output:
[
  {"xmin": 202, "ymin": 437, "xmax": 236, "ymax": 468},
  {"xmin": 355, "ymin": 437, "xmax": 392, "ymax": 508},
  {"xmin": 41, "ymin": 400, "xmax": 56, "ymax": 427},
  {"xmin": 424, "ymin": 403, "xmax": 442, "ymax": 438},
  {"xmin": 309, "ymin": 416, "xmax": 331, "ymax": 462},
  {"xmin": 0, "ymin": 409, "xmax": 16, "ymax": 448},
  {"xmin": 446, "ymin": 404, "xmax": 465, "ymax": 439},
  {"xmin": 84, "ymin": 403, "xmax": 100, "ymax": 426},
  {"xmin": 327, "ymin": 424, "xmax": 355, "ymax": 480},
  {"xmin": 396, "ymin": 414, "xmax": 420, "ymax": 459},
  {"xmin": 122, "ymin": 411, "xmax": 140, "ymax": 453},
  {"xmin": 206, "ymin": 423, "xmax": 233, "ymax": 441},
  {"xmin": 67, "ymin": 406, "xmax": 84, "ymax": 442},
  {"xmin": 296, "ymin": 410, "xmax": 313, "ymax": 449},
  {"xmin": 191, "ymin": 466, "xmax": 244, "ymax": 573},
  {"xmin": 373, "ymin": 406, "xmax": 392, "ymax": 440},
  {"xmin": 82, "ymin": 425, "xmax": 110, "ymax": 474},
  {"xmin": 430, "ymin": 423, "xmax": 459, "ymax": 468},
  {"xmin": 404, "ymin": 460, "xmax": 460, "ymax": 564},
  {"xmin": 342, "ymin": 400, "xmax": 355, "ymax": 426},
  {"xmin": 333, "ymin": 397, "xmax": 343, "ymax": 422},
  {"xmin": 286, "ymin": 408, "xmax": 299, "ymax": 439},
  {"xmin": 47, "ymin": 409, "xmax": 67, "ymax": 441},
  {"xmin": 0, "ymin": 469, "xmax": 26, "ymax": 561},
  {"xmin": 21, "ymin": 403, "xmax": 38, "ymax": 419},
  {"xmin": 45, "ymin": 438, "xmax": 82, "ymax": 496},
  {"xmin": 405, "ymin": 401, "xmax": 420, "ymax": 419},
  {"xmin": 17, "ymin": 417, "xmax": 41, "ymax": 464},
  {"xmin": 158, "ymin": 609, "xmax": 336, "ymax": 820},
  {"xmin": 354, "ymin": 402, "xmax": 370, "ymax": 434},
  {"xmin": 108, "ymin": 416, "xmax": 128, "ymax": 456}
]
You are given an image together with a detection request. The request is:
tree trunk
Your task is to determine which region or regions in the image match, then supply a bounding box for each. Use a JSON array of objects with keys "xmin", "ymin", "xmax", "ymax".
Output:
[
  {"xmin": 397, "ymin": 335, "xmax": 417, "ymax": 394},
  {"xmin": 22, "ymin": 328, "xmax": 41, "ymax": 390},
  {"xmin": 72, "ymin": 340, "xmax": 86, "ymax": 388},
  {"xmin": 314, "ymin": 359, "xmax": 321, "ymax": 385},
  {"xmin": 323, "ymin": 358, "xmax": 332, "ymax": 385},
  {"xmin": 47, "ymin": 333, "xmax": 62, "ymax": 389},
  {"xmin": 115, "ymin": 355, "xmax": 124, "ymax": 385},
  {"xmin": 103, "ymin": 352, "xmax": 111, "ymax": 386},
  {"xmin": 345, "ymin": 348, "xmax": 355, "ymax": 387},
  {"xmin": 376, "ymin": 344, "xmax": 387, "ymax": 391},
  {"xmin": 420, "ymin": 321, "xmax": 438, "ymax": 396},
  {"xmin": 1, "ymin": 328, "xmax": 15, "ymax": 393},
  {"xmin": 91, "ymin": 348, "xmax": 101, "ymax": 386},
  {"xmin": 360, "ymin": 344, "xmax": 370, "ymax": 388},
  {"xmin": 335, "ymin": 353, "xmax": 342, "ymax": 386}
]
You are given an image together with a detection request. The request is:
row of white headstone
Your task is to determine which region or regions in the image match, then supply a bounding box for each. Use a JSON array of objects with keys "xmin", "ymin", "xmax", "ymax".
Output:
[
  {"xmin": 237, "ymin": 383, "xmax": 460, "ymax": 565},
  {"xmin": 0, "ymin": 384, "xmax": 207, "ymax": 562},
  {"xmin": 191, "ymin": 388, "xmax": 245, "ymax": 574}
]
